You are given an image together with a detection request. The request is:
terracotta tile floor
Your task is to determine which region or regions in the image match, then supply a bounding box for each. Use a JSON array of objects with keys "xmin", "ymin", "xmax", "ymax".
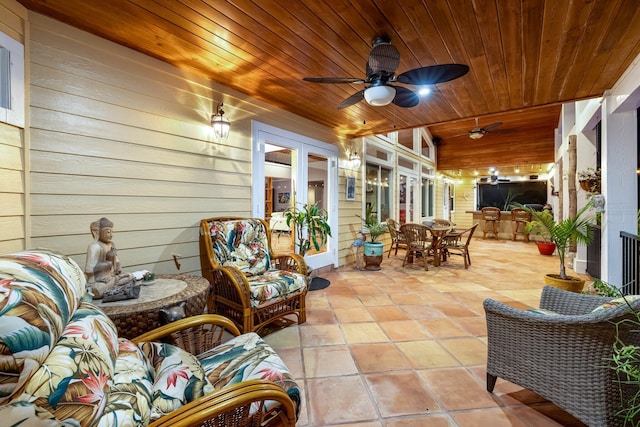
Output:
[{"xmin": 263, "ymin": 237, "xmax": 591, "ymax": 426}]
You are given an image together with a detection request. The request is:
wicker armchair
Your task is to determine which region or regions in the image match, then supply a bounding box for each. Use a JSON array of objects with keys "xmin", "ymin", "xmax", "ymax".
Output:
[
  {"xmin": 484, "ymin": 286, "xmax": 640, "ymax": 426},
  {"xmin": 199, "ymin": 217, "xmax": 308, "ymax": 334},
  {"xmin": 132, "ymin": 314, "xmax": 298, "ymax": 427},
  {"xmin": 442, "ymin": 223, "xmax": 478, "ymax": 269},
  {"xmin": 400, "ymin": 223, "xmax": 434, "ymax": 270}
]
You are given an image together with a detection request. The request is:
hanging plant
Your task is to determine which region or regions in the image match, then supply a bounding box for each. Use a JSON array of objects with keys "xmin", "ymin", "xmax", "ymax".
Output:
[{"xmin": 578, "ymin": 167, "xmax": 601, "ymax": 194}]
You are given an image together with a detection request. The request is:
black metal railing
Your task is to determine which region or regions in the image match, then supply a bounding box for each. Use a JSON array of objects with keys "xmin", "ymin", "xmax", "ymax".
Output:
[
  {"xmin": 621, "ymin": 231, "xmax": 640, "ymax": 295},
  {"xmin": 587, "ymin": 226, "xmax": 601, "ymax": 279}
]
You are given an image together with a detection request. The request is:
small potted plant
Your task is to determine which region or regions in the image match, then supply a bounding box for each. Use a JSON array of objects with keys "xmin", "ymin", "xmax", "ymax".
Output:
[
  {"xmin": 357, "ymin": 205, "xmax": 388, "ymax": 270},
  {"xmin": 284, "ymin": 202, "xmax": 332, "ymax": 257},
  {"xmin": 578, "ymin": 167, "xmax": 601, "ymax": 194},
  {"xmin": 523, "ymin": 200, "xmax": 596, "ymax": 292}
]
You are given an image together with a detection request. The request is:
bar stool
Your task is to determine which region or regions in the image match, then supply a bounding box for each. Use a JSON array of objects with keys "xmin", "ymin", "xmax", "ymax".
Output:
[
  {"xmin": 511, "ymin": 208, "xmax": 531, "ymax": 242},
  {"xmin": 481, "ymin": 207, "xmax": 501, "ymax": 239}
]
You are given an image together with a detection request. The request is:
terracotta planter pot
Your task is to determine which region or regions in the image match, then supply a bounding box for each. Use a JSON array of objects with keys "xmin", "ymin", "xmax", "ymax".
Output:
[
  {"xmin": 536, "ymin": 241, "xmax": 556, "ymax": 256},
  {"xmin": 544, "ymin": 274, "xmax": 585, "ymax": 293},
  {"xmin": 579, "ymin": 179, "xmax": 600, "ymax": 193}
]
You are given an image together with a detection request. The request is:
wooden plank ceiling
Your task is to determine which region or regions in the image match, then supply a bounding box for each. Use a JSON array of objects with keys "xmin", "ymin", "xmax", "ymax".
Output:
[{"xmin": 17, "ymin": 0, "xmax": 640, "ymax": 176}]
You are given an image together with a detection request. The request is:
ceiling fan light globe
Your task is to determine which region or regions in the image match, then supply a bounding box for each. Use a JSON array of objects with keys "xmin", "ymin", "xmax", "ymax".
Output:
[
  {"xmin": 469, "ymin": 132, "xmax": 483, "ymax": 140},
  {"xmin": 364, "ymin": 85, "xmax": 396, "ymax": 106}
]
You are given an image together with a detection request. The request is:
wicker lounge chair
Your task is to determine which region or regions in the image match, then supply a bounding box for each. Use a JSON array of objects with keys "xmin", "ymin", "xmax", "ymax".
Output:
[
  {"xmin": 484, "ymin": 286, "xmax": 640, "ymax": 426},
  {"xmin": 133, "ymin": 314, "xmax": 298, "ymax": 427},
  {"xmin": 200, "ymin": 217, "xmax": 308, "ymax": 334}
]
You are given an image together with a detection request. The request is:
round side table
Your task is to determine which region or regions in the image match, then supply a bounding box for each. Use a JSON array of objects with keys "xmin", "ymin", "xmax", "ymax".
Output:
[{"xmin": 94, "ymin": 273, "xmax": 209, "ymax": 339}]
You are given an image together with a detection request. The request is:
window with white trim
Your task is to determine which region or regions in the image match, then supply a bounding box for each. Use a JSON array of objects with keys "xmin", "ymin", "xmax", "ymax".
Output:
[{"xmin": 0, "ymin": 31, "xmax": 25, "ymax": 128}]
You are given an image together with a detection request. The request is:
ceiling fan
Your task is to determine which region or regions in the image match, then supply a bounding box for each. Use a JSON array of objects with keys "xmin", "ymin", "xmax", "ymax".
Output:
[
  {"xmin": 303, "ymin": 36, "xmax": 469, "ymax": 109},
  {"xmin": 467, "ymin": 118, "xmax": 505, "ymax": 139}
]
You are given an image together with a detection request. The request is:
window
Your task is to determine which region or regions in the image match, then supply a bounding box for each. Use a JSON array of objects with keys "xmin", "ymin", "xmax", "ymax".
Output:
[
  {"xmin": 422, "ymin": 177, "xmax": 434, "ymax": 217},
  {"xmin": 365, "ymin": 163, "xmax": 391, "ymax": 222},
  {"xmin": 0, "ymin": 31, "xmax": 24, "ymax": 127}
]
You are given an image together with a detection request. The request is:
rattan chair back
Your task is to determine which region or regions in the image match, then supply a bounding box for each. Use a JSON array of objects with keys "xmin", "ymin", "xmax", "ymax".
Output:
[{"xmin": 400, "ymin": 223, "xmax": 434, "ymax": 270}]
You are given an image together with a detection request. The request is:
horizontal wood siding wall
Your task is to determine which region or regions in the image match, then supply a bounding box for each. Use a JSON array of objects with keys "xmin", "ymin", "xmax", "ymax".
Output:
[
  {"xmin": 27, "ymin": 12, "xmax": 344, "ymax": 274},
  {"xmin": 0, "ymin": 0, "xmax": 26, "ymax": 254}
]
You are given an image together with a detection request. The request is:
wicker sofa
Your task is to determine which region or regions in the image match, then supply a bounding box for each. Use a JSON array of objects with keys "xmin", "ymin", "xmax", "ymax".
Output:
[
  {"xmin": 484, "ymin": 286, "xmax": 640, "ymax": 426},
  {"xmin": 199, "ymin": 217, "xmax": 308, "ymax": 333},
  {"xmin": 0, "ymin": 249, "xmax": 299, "ymax": 426}
]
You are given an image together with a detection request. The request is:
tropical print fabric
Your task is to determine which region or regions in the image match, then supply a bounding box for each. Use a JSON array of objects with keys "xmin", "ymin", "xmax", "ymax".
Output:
[
  {"xmin": 207, "ymin": 219, "xmax": 307, "ymax": 307},
  {"xmin": 13, "ymin": 302, "xmax": 119, "ymax": 426},
  {"xmin": 1, "ymin": 248, "xmax": 300, "ymax": 426},
  {"xmin": 248, "ymin": 270, "xmax": 306, "ymax": 308},
  {"xmin": 591, "ymin": 295, "xmax": 640, "ymax": 312},
  {"xmin": 208, "ymin": 219, "xmax": 272, "ymax": 276},
  {"xmin": 97, "ymin": 339, "xmax": 154, "ymax": 427},
  {"xmin": 137, "ymin": 342, "xmax": 214, "ymax": 421},
  {"xmin": 199, "ymin": 332, "xmax": 301, "ymax": 419},
  {"xmin": 0, "ymin": 250, "xmax": 87, "ymax": 405},
  {"xmin": 0, "ymin": 401, "xmax": 74, "ymax": 426}
]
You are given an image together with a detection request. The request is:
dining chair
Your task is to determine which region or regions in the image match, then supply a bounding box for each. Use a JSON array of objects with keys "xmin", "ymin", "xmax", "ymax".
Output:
[
  {"xmin": 385, "ymin": 218, "xmax": 407, "ymax": 257},
  {"xmin": 431, "ymin": 218, "xmax": 453, "ymax": 228},
  {"xmin": 442, "ymin": 224, "xmax": 478, "ymax": 269},
  {"xmin": 399, "ymin": 223, "xmax": 434, "ymax": 271}
]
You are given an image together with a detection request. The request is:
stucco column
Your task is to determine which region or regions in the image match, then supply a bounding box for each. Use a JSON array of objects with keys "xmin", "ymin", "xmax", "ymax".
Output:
[{"xmin": 600, "ymin": 96, "xmax": 638, "ymax": 286}]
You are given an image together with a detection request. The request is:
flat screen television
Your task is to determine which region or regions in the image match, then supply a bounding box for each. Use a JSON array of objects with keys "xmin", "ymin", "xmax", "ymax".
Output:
[{"xmin": 478, "ymin": 181, "xmax": 547, "ymax": 210}]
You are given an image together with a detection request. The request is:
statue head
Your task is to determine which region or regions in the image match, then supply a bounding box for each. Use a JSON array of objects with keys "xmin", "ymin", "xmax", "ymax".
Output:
[{"xmin": 95, "ymin": 217, "xmax": 115, "ymax": 244}]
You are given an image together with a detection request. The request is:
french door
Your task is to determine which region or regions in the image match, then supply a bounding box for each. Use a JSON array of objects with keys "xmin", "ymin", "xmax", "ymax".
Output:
[{"xmin": 251, "ymin": 122, "xmax": 338, "ymax": 269}]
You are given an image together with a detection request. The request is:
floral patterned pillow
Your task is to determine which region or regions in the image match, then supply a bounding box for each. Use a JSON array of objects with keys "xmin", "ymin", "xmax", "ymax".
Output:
[
  {"xmin": 97, "ymin": 339, "xmax": 154, "ymax": 426},
  {"xmin": 591, "ymin": 295, "xmax": 640, "ymax": 313},
  {"xmin": 208, "ymin": 219, "xmax": 271, "ymax": 276},
  {"xmin": 138, "ymin": 342, "xmax": 214, "ymax": 421}
]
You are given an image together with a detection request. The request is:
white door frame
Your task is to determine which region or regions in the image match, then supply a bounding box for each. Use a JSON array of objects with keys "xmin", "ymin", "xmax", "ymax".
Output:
[{"xmin": 251, "ymin": 121, "xmax": 338, "ymax": 269}]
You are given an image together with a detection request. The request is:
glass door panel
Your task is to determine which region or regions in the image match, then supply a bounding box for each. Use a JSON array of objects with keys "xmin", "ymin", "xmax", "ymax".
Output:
[{"xmin": 306, "ymin": 153, "xmax": 328, "ymax": 255}]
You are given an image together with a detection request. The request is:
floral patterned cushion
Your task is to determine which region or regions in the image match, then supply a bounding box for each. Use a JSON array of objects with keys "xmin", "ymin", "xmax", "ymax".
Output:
[
  {"xmin": 199, "ymin": 332, "xmax": 301, "ymax": 419},
  {"xmin": 0, "ymin": 250, "xmax": 87, "ymax": 404},
  {"xmin": 248, "ymin": 270, "xmax": 307, "ymax": 308},
  {"xmin": 11, "ymin": 302, "xmax": 119, "ymax": 426},
  {"xmin": 207, "ymin": 219, "xmax": 272, "ymax": 276},
  {"xmin": 591, "ymin": 295, "xmax": 640, "ymax": 312},
  {"xmin": 0, "ymin": 401, "xmax": 75, "ymax": 426},
  {"xmin": 138, "ymin": 342, "xmax": 214, "ymax": 421},
  {"xmin": 96, "ymin": 339, "xmax": 154, "ymax": 426}
]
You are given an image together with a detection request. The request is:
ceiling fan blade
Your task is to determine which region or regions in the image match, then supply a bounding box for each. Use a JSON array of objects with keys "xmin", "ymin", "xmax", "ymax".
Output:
[
  {"xmin": 487, "ymin": 128, "xmax": 514, "ymax": 134},
  {"xmin": 303, "ymin": 76, "xmax": 365, "ymax": 84},
  {"xmin": 338, "ymin": 90, "xmax": 365, "ymax": 109},
  {"xmin": 392, "ymin": 86, "xmax": 419, "ymax": 108},
  {"xmin": 368, "ymin": 42, "xmax": 400, "ymax": 75},
  {"xmin": 396, "ymin": 63, "xmax": 469, "ymax": 85},
  {"xmin": 482, "ymin": 121, "xmax": 503, "ymax": 131}
]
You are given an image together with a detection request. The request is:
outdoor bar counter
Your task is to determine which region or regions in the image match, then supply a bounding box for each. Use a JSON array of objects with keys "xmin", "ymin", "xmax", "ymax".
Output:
[{"xmin": 466, "ymin": 210, "xmax": 543, "ymax": 241}]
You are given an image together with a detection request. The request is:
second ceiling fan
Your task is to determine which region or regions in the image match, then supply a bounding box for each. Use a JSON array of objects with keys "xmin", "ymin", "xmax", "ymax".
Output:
[
  {"xmin": 303, "ymin": 36, "xmax": 469, "ymax": 109},
  {"xmin": 467, "ymin": 118, "xmax": 506, "ymax": 139}
]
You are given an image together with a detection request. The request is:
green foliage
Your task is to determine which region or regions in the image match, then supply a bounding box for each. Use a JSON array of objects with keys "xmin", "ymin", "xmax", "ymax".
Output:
[
  {"xmin": 521, "ymin": 200, "xmax": 596, "ymax": 280},
  {"xmin": 284, "ymin": 203, "xmax": 332, "ymax": 256},
  {"xmin": 502, "ymin": 189, "xmax": 522, "ymax": 211},
  {"xmin": 586, "ymin": 279, "xmax": 622, "ymax": 297},
  {"xmin": 357, "ymin": 204, "xmax": 388, "ymax": 243},
  {"xmin": 611, "ymin": 309, "xmax": 640, "ymax": 424}
]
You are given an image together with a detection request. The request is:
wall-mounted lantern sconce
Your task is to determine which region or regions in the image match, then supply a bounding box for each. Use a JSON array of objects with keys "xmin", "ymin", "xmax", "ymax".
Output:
[
  {"xmin": 211, "ymin": 102, "xmax": 230, "ymax": 140},
  {"xmin": 346, "ymin": 143, "xmax": 361, "ymax": 169}
]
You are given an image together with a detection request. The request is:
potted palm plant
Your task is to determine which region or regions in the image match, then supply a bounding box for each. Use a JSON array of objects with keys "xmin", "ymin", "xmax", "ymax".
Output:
[
  {"xmin": 357, "ymin": 205, "xmax": 388, "ymax": 270},
  {"xmin": 523, "ymin": 200, "xmax": 596, "ymax": 292},
  {"xmin": 284, "ymin": 202, "xmax": 332, "ymax": 257}
]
